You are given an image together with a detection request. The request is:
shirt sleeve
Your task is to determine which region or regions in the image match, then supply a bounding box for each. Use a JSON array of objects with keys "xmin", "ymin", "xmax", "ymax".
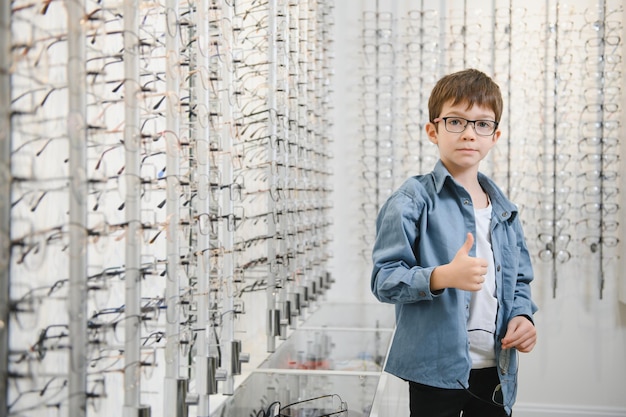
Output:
[{"xmin": 370, "ymin": 190, "xmax": 438, "ymax": 304}]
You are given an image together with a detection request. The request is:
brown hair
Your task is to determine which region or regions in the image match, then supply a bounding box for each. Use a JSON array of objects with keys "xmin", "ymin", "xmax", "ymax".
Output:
[{"xmin": 428, "ymin": 69, "xmax": 503, "ymax": 123}]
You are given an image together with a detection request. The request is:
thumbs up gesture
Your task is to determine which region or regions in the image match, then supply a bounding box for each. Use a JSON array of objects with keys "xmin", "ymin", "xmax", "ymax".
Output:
[{"xmin": 430, "ymin": 233, "xmax": 488, "ymax": 292}]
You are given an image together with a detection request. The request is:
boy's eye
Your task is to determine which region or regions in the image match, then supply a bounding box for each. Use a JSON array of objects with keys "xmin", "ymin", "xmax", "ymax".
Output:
[
  {"xmin": 476, "ymin": 121, "xmax": 491, "ymax": 128},
  {"xmin": 448, "ymin": 118, "xmax": 464, "ymax": 126}
]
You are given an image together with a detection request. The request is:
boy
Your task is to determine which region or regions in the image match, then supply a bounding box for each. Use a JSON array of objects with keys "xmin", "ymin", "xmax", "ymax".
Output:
[{"xmin": 371, "ymin": 69, "xmax": 537, "ymax": 417}]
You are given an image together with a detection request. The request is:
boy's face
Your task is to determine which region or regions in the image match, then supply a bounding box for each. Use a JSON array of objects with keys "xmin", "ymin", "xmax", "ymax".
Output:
[{"xmin": 425, "ymin": 100, "xmax": 501, "ymax": 175}]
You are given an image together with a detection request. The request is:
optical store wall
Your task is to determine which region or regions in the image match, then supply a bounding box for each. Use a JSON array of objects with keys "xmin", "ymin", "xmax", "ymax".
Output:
[{"xmin": 1, "ymin": 2, "xmax": 626, "ymax": 417}]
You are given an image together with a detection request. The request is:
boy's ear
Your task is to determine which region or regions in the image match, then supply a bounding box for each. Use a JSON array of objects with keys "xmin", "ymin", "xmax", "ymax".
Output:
[
  {"xmin": 425, "ymin": 122, "xmax": 438, "ymax": 144},
  {"xmin": 492, "ymin": 128, "xmax": 502, "ymax": 144}
]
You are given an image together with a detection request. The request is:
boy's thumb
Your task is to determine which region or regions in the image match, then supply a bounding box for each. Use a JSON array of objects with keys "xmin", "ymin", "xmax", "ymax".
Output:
[{"xmin": 460, "ymin": 232, "xmax": 474, "ymax": 254}]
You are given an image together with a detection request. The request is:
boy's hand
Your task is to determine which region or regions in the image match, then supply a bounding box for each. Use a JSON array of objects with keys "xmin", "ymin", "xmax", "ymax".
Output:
[
  {"xmin": 430, "ymin": 233, "xmax": 488, "ymax": 292},
  {"xmin": 502, "ymin": 315, "xmax": 537, "ymax": 352}
]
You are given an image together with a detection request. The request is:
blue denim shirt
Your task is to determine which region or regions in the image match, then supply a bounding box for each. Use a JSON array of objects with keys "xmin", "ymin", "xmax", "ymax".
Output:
[{"xmin": 371, "ymin": 160, "xmax": 537, "ymax": 415}]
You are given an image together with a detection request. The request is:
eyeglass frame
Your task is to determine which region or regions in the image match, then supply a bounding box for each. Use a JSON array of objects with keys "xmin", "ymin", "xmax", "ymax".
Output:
[
  {"xmin": 456, "ymin": 379, "xmax": 506, "ymax": 408},
  {"xmin": 434, "ymin": 116, "xmax": 499, "ymax": 136}
]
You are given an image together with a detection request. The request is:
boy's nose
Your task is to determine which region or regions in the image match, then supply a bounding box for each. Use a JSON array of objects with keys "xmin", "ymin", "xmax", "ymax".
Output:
[{"xmin": 462, "ymin": 127, "xmax": 477, "ymax": 140}]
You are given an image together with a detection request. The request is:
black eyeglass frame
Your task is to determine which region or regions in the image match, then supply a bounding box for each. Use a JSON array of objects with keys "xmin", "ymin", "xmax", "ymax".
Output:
[{"xmin": 434, "ymin": 116, "xmax": 500, "ymax": 136}]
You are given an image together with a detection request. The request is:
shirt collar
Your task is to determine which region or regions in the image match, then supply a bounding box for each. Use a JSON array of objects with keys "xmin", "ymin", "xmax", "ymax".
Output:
[
  {"xmin": 432, "ymin": 159, "xmax": 452, "ymax": 193},
  {"xmin": 431, "ymin": 159, "xmax": 518, "ymax": 221}
]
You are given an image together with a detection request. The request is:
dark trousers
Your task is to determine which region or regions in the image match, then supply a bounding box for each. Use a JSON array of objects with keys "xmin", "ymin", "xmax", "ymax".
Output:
[{"xmin": 408, "ymin": 367, "xmax": 510, "ymax": 417}]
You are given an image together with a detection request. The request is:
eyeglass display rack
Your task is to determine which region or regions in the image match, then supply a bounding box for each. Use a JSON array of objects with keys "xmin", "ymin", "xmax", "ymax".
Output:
[{"xmin": 0, "ymin": 0, "xmax": 335, "ymax": 416}]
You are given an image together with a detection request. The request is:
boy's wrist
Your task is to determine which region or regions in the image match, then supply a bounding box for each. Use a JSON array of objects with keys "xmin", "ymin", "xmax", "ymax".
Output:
[{"xmin": 430, "ymin": 264, "xmax": 449, "ymax": 291}]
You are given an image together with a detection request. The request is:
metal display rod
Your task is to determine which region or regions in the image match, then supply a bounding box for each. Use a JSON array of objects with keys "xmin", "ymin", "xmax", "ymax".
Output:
[
  {"xmin": 123, "ymin": 1, "xmax": 145, "ymax": 415},
  {"xmin": 164, "ymin": 0, "xmax": 184, "ymax": 415},
  {"xmin": 67, "ymin": 0, "xmax": 89, "ymax": 415},
  {"xmin": 0, "ymin": 0, "xmax": 12, "ymax": 414}
]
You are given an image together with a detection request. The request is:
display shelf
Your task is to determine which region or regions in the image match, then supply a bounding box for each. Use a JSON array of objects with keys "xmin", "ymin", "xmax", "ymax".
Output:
[{"xmin": 259, "ymin": 328, "xmax": 392, "ymax": 372}]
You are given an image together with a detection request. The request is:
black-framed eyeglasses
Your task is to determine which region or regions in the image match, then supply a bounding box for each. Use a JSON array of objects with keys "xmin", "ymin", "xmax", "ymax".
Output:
[
  {"xmin": 434, "ymin": 116, "xmax": 499, "ymax": 136},
  {"xmin": 456, "ymin": 379, "xmax": 506, "ymax": 408},
  {"xmin": 262, "ymin": 394, "xmax": 348, "ymax": 417}
]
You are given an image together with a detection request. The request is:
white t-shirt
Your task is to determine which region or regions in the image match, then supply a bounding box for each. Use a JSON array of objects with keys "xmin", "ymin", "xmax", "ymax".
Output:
[{"xmin": 468, "ymin": 203, "xmax": 498, "ymax": 369}]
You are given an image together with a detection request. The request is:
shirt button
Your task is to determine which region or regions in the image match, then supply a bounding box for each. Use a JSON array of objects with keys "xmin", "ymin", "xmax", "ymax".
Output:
[
  {"xmin": 502, "ymin": 211, "xmax": 508, "ymax": 217},
  {"xmin": 419, "ymin": 291, "xmax": 426, "ymax": 297},
  {"xmin": 497, "ymin": 265, "xmax": 501, "ymax": 272},
  {"xmin": 464, "ymin": 199, "xmax": 471, "ymax": 205}
]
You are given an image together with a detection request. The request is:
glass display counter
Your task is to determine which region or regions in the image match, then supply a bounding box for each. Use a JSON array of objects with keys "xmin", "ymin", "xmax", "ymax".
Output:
[
  {"xmin": 209, "ymin": 302, "xmax": 400, "ymax": 417},
  {"xmin": 211, "ymin": 371, "xmax": 380, "ymax": 417}
]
